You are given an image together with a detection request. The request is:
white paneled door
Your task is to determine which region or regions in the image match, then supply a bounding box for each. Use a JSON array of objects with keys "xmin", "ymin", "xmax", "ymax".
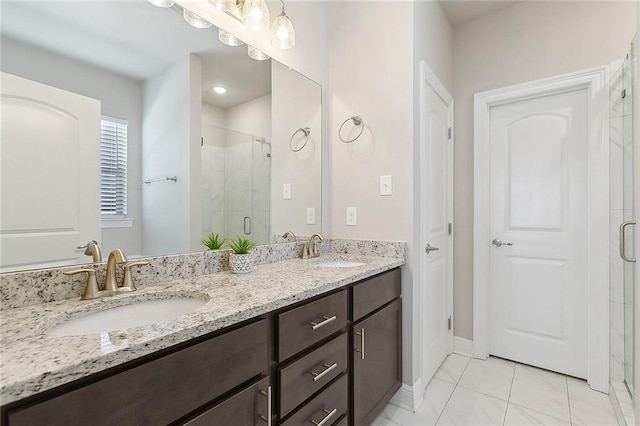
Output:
[
  {"xmin": 0, "ymin": 72, "xmax": 101, "ymax": 271},
  {"xmin": 420, "ymin": 62, "xmax": 453, "ymax": 385},
  {"xmin": 488, "ymin": 89, "xmax": 589, "ymax": 378}
]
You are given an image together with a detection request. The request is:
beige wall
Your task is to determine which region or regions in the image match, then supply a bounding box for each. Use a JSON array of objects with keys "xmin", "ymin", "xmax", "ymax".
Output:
[
  {"xmin": 453, "ymin": 1, "xmax": 636, "ymax": 340},
  {"xmin": 328, "ymin": 0, "xmax": 452, "ymax": 386}
]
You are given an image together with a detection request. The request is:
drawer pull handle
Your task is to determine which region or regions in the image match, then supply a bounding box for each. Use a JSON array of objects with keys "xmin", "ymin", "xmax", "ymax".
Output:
[
  {"xmin": 310, "ymin": 315, "xmax": 337, "ymax": 330},
  {"xmin": 259, "ymin": 385, "xmax": 272, "ymax": 426},
  {"xmin": 355, "ymin": 328, "xmax": 365, "ymax": 360},
  {"xmin": 310, "ymin": 408, "xmax": 337, "ymax": 426},
  {"xmin": 310, "ymin": 363, "xmax": 338, "ymax": 382}
]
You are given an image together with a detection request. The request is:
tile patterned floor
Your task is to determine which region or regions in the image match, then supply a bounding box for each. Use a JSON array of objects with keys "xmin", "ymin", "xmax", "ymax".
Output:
[{"xmin": 373, "ymin": 354, "xmax": 619, "ymax": 426}]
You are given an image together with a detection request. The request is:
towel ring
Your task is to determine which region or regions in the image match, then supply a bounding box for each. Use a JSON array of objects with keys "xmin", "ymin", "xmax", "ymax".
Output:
[
  {"xmin": 290, "ymin": 127, "xmax": 311, "ymax": 152},
  {"xmin": 339, "ymin": 115, "xmax": 364, "ymax": 143}
]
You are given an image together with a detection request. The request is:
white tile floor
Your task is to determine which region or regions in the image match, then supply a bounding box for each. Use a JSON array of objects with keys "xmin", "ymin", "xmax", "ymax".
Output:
[{"xmin": 373, "ymin": 354, "xmax": 619, "ymax": 426}]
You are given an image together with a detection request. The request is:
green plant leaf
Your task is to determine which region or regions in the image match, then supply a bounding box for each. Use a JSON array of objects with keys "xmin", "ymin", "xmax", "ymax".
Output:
[
  {"xmin": 228, "ymin": 236, "xmax": 257, "ymax": 254},
  {"xmin": 202, "ymin": 233, "xmax": 227, "ymax": 250}
]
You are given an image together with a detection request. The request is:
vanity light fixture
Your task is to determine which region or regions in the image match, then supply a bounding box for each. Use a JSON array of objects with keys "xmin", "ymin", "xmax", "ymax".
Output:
[
  {"xmin": 219, "ymin": 29, "xmax": 244, "ymax": 46},
  {"xmin": 271, "ymin": 0, "xmax": 295, "ymax": 49},
  {"xmin": 247, "ymin": 45, "xmax": 270, "ymax": 61},
  {"xmin": 183, "ymin": 9, "xmax": 213, "ymax": 29},
  {"xmin": 242, "ymin": 0, "xmax": 270, "ymax": 33},
  {"xmin": 212, "ymin": 86, "xmax": 227, "ymax": 94},
  {"xmin": 147, "ymin": 0, "xmax": 175, "ymax": 7},
  {"xmin": 208, "ymin": 0, "xmax": 227, "ymax": 11}
]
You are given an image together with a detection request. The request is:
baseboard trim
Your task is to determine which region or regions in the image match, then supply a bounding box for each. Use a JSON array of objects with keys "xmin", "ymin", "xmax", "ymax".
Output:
[
  {"xmin": 453, "ymin": 337, "xmax": 474, "ymax": 357},
  {"xmin": 389, "ymin": 377, "xmax": 425, "ymax": 412}
]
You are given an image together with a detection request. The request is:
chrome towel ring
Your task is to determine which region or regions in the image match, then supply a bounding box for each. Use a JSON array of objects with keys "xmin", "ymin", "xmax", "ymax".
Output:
[
  {"xmin": 290, "ymin": 127, "xmax": 311, "ymax": 152},
  {"xmin": 339, "ymin": 115, "xmax": 364, "ymax": 143}
]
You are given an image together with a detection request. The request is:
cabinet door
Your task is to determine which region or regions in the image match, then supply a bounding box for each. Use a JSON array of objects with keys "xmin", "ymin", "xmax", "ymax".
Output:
[
  {"xmin": 352, "ymin": 299, "xmax": 402, "ymax": 426},
  {"xmin": 182, "ymin": 377, "xmax": 271, "ymax": 426}
]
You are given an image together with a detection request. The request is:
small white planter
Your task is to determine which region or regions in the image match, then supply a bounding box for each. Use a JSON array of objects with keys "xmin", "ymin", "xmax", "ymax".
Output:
[{"xmin": 228, "ymin": 252, "xmax": 254, "ymax": 274}]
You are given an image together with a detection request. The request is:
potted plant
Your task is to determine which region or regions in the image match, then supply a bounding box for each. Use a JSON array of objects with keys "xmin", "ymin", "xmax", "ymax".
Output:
[
  {"xmin": 227, "ymin": 236, "xmax": 257, "ymax": 274},
  {"xmin": 202, "ymin": 233, "xmax": 226, "ymax": 250}
]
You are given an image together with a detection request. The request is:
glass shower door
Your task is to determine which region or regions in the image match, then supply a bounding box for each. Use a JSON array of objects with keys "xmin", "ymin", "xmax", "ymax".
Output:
[{"xmin": 622, "ymin": 42, "xmax": 637, "ymax": 397}]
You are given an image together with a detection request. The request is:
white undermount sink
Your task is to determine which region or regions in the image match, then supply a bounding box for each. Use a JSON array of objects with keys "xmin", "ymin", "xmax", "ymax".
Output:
[
  {"xmin": 316, "ymin": 260, "xmax": 366, "ymax": 268},
  {"xmin": 47, "ymin": 298, "xmax": 208, "ymax": 337}
]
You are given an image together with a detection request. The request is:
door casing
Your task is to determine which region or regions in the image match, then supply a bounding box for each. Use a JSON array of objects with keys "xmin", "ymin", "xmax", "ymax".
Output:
[{"xmin": 473, "ymin": 67, "xmax": 609, "ymax": 392}]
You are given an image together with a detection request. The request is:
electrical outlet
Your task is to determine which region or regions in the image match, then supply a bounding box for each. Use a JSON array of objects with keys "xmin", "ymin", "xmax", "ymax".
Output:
[
  {"xmin": 306, "ymin": 208, "xmax": 316, "ymax": 225},
  {"xmin": 380, "ymin": 175, "xmax": 392, "ymax": 196},
  {"xmin": 282, "ymin": 183, "xmax": 291, "ymax": 200},
  {"xmin": 346, "ymin": 207, "xmax": 357, "ymax": 226}
]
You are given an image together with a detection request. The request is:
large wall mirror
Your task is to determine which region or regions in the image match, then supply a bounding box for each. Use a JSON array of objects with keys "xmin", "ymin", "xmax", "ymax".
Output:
[{"xmin": 0, "ymin": 0, "xmax": 322, "ymax": 272}]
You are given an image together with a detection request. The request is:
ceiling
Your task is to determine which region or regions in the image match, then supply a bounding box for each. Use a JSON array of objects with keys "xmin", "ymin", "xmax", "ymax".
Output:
[
  {"xmin": 438, "ymin": 0, "xmax": 525, "ymax": 28},
  {"xmin": 0, "ymin": 0, "xmax": 270, "ymax": 109}
]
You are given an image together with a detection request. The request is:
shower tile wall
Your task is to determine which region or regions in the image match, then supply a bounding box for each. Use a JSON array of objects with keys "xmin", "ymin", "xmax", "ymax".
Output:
[
  {"xmin": 252, "ymin": 140, "xmax": 271, "ymax": 246},
  {"xmin": 609, "ymin": 60, "xmax": 633, "ymax": 384}
]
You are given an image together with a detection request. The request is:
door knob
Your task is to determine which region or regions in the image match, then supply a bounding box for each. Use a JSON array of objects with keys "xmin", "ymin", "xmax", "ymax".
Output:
[
  {"xmin": 425, "ymin": 244, "xmax": 439, "ymax": 254},
  {"xmin": 492, "ymin": 239, "xmax": 513, "ymax": 248}
]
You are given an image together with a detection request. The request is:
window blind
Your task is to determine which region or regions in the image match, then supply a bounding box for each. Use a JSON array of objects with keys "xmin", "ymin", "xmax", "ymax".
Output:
[{"xmin": 100, "ymin": 117, "xmax": 128, "ymax": 217}]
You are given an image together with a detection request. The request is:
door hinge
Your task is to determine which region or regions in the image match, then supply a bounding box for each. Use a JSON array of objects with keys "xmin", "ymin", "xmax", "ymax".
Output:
[
  {"xmin": 622, "ymin": 89, "xmax": 627, "ymax": 99},
  {"xmin": 447, "ymin": 127, "xmax": 452, "ymax": 140},
  {"xmin": 201, "ymin": 137, "xmax": 204, "ymax": 147},
  {"xmin": 448, "ymin": 316, "xmax": 452, "ymax": 331},
  {"xmin": 448, "ymin": 223, "xmax": 453, "ymax": 236}
]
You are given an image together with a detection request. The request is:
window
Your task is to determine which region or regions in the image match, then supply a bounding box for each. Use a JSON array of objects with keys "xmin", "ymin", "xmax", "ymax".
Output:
[{"xmin": 100, "ymin": 117, "xmax": 127, "ymax": 218}]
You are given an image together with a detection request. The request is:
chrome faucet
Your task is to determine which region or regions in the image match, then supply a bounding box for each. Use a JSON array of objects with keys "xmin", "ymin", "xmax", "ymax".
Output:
[
  {"xmin": 302, "ymin": 233, "xmax": 324, "ymax": 259},
  {"xmin": 105, "ymin": 249, "xmax": 127, "ymax": 292},
  {"xmin": 282, "ymin": 231, "xmax": 297, "ymax": 242}
]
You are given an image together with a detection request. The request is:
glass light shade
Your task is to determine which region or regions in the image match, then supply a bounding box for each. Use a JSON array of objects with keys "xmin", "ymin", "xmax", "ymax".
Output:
[
  {"xmin": 242, "ymin": 0, "xmax": 270, "ymax": 33},
  {"xmin": 219, "ymin": 29, "xmax": 244, "ymax": 47},
  {"xmin": 183, "ymin": 9, "xmax": 212, "ymax": 29},
  {"xmin": 208, "ymin": 0, "xmax": 227, "ymax": 10},
  {"xmin": 247, "ymin": 45, "xmax": 270, "ymax": 61},
  {"xmin": 270, "ymin": 14, "xmax": 295, "ymax": 49},
  {"xmin": 147, "ymin": 0, "xmax": 175, "ymax": 7}
]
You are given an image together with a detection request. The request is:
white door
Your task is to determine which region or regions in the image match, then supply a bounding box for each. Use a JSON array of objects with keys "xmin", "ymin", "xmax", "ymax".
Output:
[
  {"xmin": 0, "ymin": 72, "xmax": 101, "ymax": 271},
  {"xmin": 421, "ymin": 63, "xmax": 453, "ymax": 383},
  {"xmin": 488, "ymin": 89, "xmax": 589, "ymax": 378}
]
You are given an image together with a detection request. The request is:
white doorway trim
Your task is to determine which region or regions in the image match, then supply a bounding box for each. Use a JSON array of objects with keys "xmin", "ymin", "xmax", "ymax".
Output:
[
  {"xmin": 473, "ymin": 67, "xmax": 609, "ymax": 392},
  {"xmin": 418, "ymin": 60, "xmax": 454, "ymax": 382}
]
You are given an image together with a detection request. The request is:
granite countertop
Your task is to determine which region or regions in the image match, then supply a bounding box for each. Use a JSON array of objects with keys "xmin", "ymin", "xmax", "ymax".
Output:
[{"xmin": 0, "ymin": 253, "xmax": 404, "ymax": 405}]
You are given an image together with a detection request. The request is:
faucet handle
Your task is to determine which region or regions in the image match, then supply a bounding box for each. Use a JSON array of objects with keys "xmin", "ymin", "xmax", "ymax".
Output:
[
  {"xmin": 63, "ymin": 269, "xmax": 100, "ymax": 300},
  {"xmin": 121, "ymin": 261, "xmax": 149, "ymax": 292}
]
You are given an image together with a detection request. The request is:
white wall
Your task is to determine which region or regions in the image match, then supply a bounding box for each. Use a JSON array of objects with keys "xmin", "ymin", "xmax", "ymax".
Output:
[
  {"xmin": 328, "ymin": 0, "xmax": 453, "ymax": 388},
  {"xmin": 453, "ymin": 1, "xmax": 637, "ymax": 340},
  {"xmin": 0, "ymin": 36, "xmax": 143, "ymax": 258},
  {"xmin": 142, "ymin": 54, "xmax": 201, "ymax": 256},
  {"xmin": 272, "ymin": 61, "xmax": 322, "ymax": 237},
  {"xmin": 226, "ymin": 94, "xmax": 272, "ymax": 139}
]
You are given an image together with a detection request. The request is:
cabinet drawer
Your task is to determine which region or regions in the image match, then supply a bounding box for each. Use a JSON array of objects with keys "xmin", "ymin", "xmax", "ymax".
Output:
[
  {"xmin": 182, "ymin": 376, "xmax": 270, "ymax": 426},
  {"xmin": 333, "ymin": 415, "xmax": 348, "ymax": 426},
  {"xmin": 280, "ymin": 374, "xmax": 348, "ymax": 426},
  {"xmin": 8, "ymin": 319, "xmax": 269, "ymax": 426},
  {"xmin": 279, "ymin": 332, "xmax": 347, "ymax": 417},
  {"xmin": 352, "ymin": 268, "xmax": 401, "ymax": 321},
  {"xmin": 278, "ymin": 290, "xmax": 347, "ymax": 361}
]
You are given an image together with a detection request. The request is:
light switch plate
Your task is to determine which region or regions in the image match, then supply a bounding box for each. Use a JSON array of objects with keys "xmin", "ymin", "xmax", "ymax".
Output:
[
  {"xmin": 380, "ymin": 175, "xmax": 392, "ymax": 196},
  {"xmin": 346, "ymin": 207, "xmax": 357, "ymax": 226},
  {"xmin": 306, "ymin": 208, "xmax": 316, "ymax": 225},
  {"xmin": 282, "ymin": 183, "xmax": 291, "ymax": 200}
]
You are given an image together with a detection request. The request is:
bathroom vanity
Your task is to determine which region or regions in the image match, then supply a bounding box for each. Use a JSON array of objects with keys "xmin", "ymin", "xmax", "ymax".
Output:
[{"xmin": 0, "ymin": 252, "xmax": 403, "ymax": 426}]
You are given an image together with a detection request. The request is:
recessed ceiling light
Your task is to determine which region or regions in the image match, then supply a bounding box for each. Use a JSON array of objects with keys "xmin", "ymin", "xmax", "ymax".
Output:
[{"xmin": 212, "ymin": 86, "xmax": 227, "ymax": 94}]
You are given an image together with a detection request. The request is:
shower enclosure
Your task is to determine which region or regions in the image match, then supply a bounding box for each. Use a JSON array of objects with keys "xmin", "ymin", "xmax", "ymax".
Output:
[{"xmin": 200, "ymin": 124, "xmax": 271, "ymax": 246}]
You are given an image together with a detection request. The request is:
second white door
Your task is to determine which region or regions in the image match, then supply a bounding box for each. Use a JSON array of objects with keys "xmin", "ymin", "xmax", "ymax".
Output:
[{"xmin": 488, "ymin": 88, "xmax": 588, "ymax": 378}]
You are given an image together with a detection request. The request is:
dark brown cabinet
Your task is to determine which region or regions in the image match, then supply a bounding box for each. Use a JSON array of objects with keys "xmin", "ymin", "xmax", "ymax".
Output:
[
  {"xmin": 2, "ymin": 268, "xmax": 401, "ymax": 426},
  {"xmin": 352, "ymin": 299, "xmax": 402, "ymax": 425},
  {"xmin": 182, "ymin": 376, "xmax": 270, "ymax": 426}
]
